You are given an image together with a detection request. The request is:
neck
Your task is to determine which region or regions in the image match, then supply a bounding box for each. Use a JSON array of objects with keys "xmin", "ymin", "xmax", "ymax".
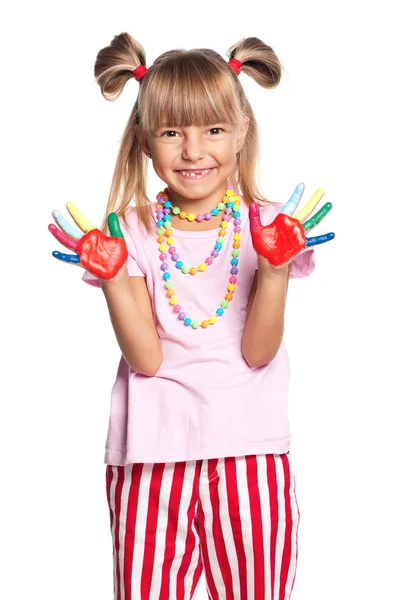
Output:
[{"xmin": 166, "ymin": 179, "xmax": 229, "ymax": 214}]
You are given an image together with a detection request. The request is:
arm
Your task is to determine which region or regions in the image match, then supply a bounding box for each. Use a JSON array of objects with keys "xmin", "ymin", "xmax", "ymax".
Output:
[
  {"xmin": 100, "ymin": 264, "xmax": 163, "ymax": 377},
  {"xmin": 241, "ymin": 261, "xmax": 289, "ymax": 369}
]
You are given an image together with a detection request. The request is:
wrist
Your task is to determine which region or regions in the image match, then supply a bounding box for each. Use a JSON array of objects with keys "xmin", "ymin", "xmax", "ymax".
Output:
[
  {"xmin": 99, "ymin": 264, "xmax": 130, "ymax": 289},
  {"xmin": 257, "ymin": 256, "xmax": 289, "ymax": 280}
]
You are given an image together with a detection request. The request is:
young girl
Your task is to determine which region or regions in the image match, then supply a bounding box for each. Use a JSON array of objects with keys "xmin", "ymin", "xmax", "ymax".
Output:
[{"xmin": 49, "ymin": 33, "xmax": 334, "ymax": 600}]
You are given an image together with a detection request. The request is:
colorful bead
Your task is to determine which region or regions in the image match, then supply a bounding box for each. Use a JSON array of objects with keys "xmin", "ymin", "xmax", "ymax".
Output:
[{"xmin": 156, "ymin": 180, "xmax": 240, "ymax": 330}]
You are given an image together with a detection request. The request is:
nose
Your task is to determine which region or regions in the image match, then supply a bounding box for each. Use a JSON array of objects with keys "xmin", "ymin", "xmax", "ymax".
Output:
[{"xmin": 181, "ymin": 134, "xmax": 205, "ymax": 162}]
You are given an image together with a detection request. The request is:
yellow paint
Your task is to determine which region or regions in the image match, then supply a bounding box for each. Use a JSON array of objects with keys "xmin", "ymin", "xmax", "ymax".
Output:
[
  {"xmin": 294, "ymin": 188, "xmax": 326, "ymax": 223},
  {"xmin": 66, "ymin": 202, "xmax": 95, "ymax": 232}
]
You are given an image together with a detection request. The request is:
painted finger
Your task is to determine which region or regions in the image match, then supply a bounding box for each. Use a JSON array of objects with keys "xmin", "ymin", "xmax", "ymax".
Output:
[
  {"xmin": 108, "ymin": 213, "xmax": 125, "ymax": 239},
  {"xmin": 66, "ymin": 201, "xmax": 95, "ymax": 233},
  {"xmin": 303, "ymin": 202, "xmax": 333, "ymax": 232},
  {"xmin": 294, "ymin": 188, "xmax": 326, "ymax": 223},
  {"xmin": 52, "ymin": 250, "xmax": 81, "ymax": 264},
  {"xmin": 249, "ymin": 202, "xmax": 263, "ymax": 233},
  {"xmin": 52, "ymin": 209, "xmax": 84, "ymax": 240},
  {"xmin": 280, "ymin": 182, "xmax": 305, "ymax": 216},
  {"xmin": 48, "ymin": 223, "xmax": 79, "ymax": 252},
  {"xmin": 305, "ymin": 232, "xmax": 335, "ymax": 246}
]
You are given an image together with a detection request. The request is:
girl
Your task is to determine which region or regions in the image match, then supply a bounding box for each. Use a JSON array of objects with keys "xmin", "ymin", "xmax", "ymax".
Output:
[{"xmin": 49, "ymin": 33, "xmax": 334, "ymax": 600}]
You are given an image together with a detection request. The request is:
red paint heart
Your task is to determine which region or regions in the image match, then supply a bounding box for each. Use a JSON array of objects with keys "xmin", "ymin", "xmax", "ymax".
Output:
[
  {"xmin": 77, "ymin": 229, "xmax": 128, "ymax": 280},
  {"xmin": 250, "ymin": 209, "xmax": 306, "ymax": 266}
]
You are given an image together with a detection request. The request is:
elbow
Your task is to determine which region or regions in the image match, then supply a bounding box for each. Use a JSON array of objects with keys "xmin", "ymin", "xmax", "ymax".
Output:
[
  {"xmin": 243, "ymin": 353, "xmax": 274, "ymax": 369},
  {"xmin": 127, "ymin": 345, "xmax": 163, "ymax": 377},
  {"xmin": 139, "ymin": 363, "xmax": 162, "ymax": 377},
  {"xmin": 241, "ymin": 342, "xmax": 276, "ymax": 369},
  {"xmin": 143, "ymin": 352, "xmax": 163, "ymax": 377}
]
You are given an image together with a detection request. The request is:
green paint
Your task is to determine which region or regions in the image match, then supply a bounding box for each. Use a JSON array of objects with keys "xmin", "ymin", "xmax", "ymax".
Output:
[
  {"xmin": 108, "ymin": 213, "xmax": 124, "ymax": 238},
  {"xmin": 303, "ymin": 202, "xmax": 333, "ymax": 232}
]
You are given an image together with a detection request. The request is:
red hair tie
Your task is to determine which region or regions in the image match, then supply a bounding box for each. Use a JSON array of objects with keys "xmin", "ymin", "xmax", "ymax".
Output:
[
  {"xmin": 132, "ymin": 64, "xmax": 148, "ymax": 81},
  {"xmin": 228, "ymin": 57, "xmax": 242, "ymax": 75}
]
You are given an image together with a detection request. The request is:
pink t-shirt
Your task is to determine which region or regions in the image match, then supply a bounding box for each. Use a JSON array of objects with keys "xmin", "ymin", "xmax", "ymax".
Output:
[{"xmin": 82, "ymin": 196, "xmax": 315, "ymax": 465}]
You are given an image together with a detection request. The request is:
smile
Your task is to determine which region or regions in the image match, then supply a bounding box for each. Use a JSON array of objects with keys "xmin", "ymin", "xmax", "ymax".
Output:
[{"xmin": 176, "ymin": 168, "xmax": 215, "ymax": 180}]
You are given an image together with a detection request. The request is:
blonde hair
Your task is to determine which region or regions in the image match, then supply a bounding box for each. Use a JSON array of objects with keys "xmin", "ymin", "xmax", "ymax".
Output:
[{"xmin": 94, "ymin": 33, "xmax": 284, "ymax": 235}]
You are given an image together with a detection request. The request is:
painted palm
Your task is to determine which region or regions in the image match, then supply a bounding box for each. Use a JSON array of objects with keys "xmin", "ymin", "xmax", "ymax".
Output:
[
  {"xmin": 48, "ymin": 202, "xmax": 128, "ymax": 280},
  {"xmin": 249, "ymin": 183, "xmax": 335, "ymax": 266}
]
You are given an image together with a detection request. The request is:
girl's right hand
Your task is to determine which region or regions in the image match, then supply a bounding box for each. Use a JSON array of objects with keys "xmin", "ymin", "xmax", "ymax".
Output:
[{"xmin": 48, "ymin": 202, "xmax": 128, "ymax": 283}]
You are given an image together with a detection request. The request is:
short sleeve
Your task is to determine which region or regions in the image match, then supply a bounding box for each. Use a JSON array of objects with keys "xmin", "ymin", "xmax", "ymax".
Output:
[
  {"xmin": 288, "ymin": 247, "xmax": 316, "ymax": 279},
  {"xmin": 259, "ymin": 201, "xmax": 316, "ymax": 280},
  {"xmin": 81, "ymin": 211, "xmax": 145, "ymax": 288}
]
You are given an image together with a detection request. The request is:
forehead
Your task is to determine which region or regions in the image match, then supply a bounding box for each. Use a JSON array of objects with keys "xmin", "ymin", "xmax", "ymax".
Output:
[{"xmin": 140, "ymin": 69, "xmax": 242, "ymax": 133}]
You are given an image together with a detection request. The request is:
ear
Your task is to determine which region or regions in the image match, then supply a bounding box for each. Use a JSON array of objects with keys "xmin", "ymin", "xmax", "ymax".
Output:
[
  {"xmin": 237, "ymin": 115, "xmax": 250, "ymax": 149},
  {"xmin": 138, "ymin": 131, "xmax": 152, "ymax": 158}
]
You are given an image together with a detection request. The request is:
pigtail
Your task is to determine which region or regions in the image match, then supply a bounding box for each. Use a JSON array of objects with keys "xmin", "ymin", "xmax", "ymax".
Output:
[
  {"xmin": 226, "ymin": 37, "xmax": 283, "ymax": 89},
  {"xmin": 94, "ymin": 32, "xmax": 147, "ymax": 101},
  {"xmin": 94, "ymin": 33, "xmax": 154, "ymax": 235}
]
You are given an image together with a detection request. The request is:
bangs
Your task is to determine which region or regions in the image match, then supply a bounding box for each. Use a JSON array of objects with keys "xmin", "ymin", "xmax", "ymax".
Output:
[{"xmin": 139, "ymin": 53, "xmax": 242, "ymax": 132}]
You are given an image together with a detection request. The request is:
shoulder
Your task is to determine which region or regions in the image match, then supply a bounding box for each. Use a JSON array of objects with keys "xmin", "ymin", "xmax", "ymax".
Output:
[{"xmin": 119, "ymin": 203, "xmax": 156, "ymax": 240}]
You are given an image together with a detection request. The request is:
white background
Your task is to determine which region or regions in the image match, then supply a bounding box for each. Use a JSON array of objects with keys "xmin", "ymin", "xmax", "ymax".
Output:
[{"xmin": 2, "ymin": 1, "xmax": 397, "ymax": 598}]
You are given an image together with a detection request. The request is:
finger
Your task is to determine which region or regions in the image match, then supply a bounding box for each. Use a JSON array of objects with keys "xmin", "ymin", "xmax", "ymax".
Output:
[
  {"xmin": 294, "ymin": 188, "xmax": 326, "ymax": 223},
  {"xmin": 303, "ymin": 202, "xmax": 333, "ymax": 232},
  {"xmin": 48, "ymin": 223, "xmax": 79, "ymax": 252},
  {"xmin": 52, "ymin": 250, "xmax": 81, "ymax": 264},
  {"xmin": 305, "ymin": 232, "xmax": 335, "ymax": 246},
  {"xmin": 108, "ymin": 213, "xmax": 125, "ymax": 239},
  {"xmin": 249, "ymin": 202, "xmax": 263, "ymax": 233},
  {"xmin": 66, "ymin": 202, "xmax": 95, "ymax": 233},
  {"xmin": 280, "ymin": 182, "xmax": 305, "ymax": 216},
  {"xmin": 52, "ymin": 209, "xmax": 84, "ymax": 240}
]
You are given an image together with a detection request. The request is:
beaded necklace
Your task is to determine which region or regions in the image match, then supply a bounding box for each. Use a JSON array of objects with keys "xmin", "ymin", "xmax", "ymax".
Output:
[{"xmin": 156, "ymin": 180, "xmax": 242, "ymax": 329}]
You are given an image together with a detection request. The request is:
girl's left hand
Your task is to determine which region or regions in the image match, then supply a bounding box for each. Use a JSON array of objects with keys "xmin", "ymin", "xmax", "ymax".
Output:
[{"xmin": 249, "ymin": 182, "xmax": 335, "ymax": 271}]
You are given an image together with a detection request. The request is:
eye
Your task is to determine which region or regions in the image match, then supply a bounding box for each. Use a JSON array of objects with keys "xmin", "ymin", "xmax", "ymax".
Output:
[
  {"xmin": 208, "ymin": 127, "xmax": 225, "ymax": 135},
  {"xmin": 160, "ymin": 130, "xmax": 181, "ymax": 137}
]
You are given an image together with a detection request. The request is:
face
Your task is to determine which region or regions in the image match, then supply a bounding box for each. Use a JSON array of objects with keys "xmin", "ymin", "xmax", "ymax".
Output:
[{"xmin": 141, "ymin": 116, "xmax": 250, "ymax": 201}]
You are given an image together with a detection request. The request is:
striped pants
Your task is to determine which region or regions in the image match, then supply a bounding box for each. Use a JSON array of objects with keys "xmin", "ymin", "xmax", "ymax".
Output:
[{"xmin": 105, "ymin": 452, "xmax": 300, "ymax": 600}]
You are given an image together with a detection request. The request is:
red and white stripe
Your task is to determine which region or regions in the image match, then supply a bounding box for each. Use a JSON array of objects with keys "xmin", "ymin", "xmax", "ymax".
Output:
[{"xmin": 105, "ymin": 453, "xmax": 300, "ymax": 599}]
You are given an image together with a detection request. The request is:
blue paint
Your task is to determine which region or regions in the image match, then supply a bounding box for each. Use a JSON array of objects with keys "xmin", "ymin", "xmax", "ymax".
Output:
[
  {"xmin": 280, "ymin": 183, "xmax": 304, "ymax": 215},
  {"xmin": 52, "ymin": 251, "xmax": 81, "ymax": 263},
  {"xmin": 306, "ymin": 232, "xmax": 335, "ymax": 246},
  {"xmin": 52, "ymin": 210, "xmax": 84, "ymax": 239}
]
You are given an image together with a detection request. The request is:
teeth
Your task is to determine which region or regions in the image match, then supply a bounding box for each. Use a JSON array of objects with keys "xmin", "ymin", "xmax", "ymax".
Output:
[{"xmin": 180, "ymin": 169, "xmax": 210, "ymax": 177}]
